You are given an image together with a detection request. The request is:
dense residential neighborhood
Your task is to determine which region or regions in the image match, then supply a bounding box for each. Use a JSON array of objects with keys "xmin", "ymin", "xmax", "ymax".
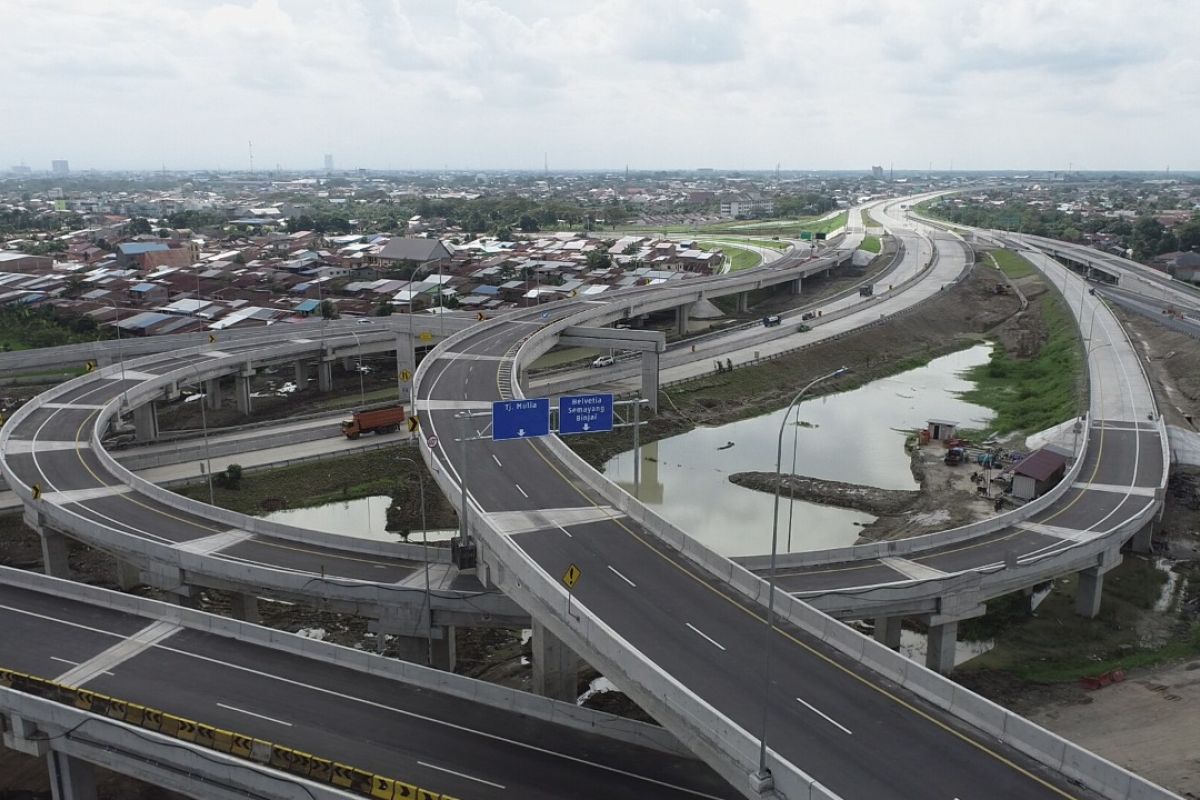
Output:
[{"xmin": 0, "ymin": 169, "xmax": 856, "ymax": 342}]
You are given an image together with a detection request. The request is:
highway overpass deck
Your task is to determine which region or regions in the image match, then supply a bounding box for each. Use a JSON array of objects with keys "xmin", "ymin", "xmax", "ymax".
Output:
[{"xmin": 0, "ymin": 571, "xmax": 733, "ymax": 800}]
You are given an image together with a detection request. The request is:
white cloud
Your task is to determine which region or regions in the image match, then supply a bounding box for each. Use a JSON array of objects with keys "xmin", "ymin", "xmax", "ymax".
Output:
[{"xmin": 0, "ymin": 0, "xmax": 1196, "ymax": 171}]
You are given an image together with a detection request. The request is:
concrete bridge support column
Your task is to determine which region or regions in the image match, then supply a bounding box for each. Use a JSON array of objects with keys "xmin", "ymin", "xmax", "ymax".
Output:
[
  {"xmin": 387, "ymin": 627, "xmax": 456, "ymax": 671},
  {"xmin": 293, "ymin": 359, "xmax": 309, "ymax": 389},
  {"xmin": 1076, "ymin": 550, "xmax": 1121, "ymax": 619},
  {"xmin": 1076, "ymin": 567, "xmax": 1105, "ymax": 618},
  {"xmin": 39, "ymin": 530, "xmax": 71, "ymax": 579},
  {"xmin": 132, "ymin": 402, "xmax": 158, "ymax": 443},
  {"xmin": 228, "ymin": 593, "xmax": 260, "ymax": 624},
  {"xmin": 342, "ymin": 356, "xmax": 356, "ymax": 372},
  {"xmin": 234, "ymin": 376, "xmax": 252, "ymax": 415},
  {"xmin": 203, "ymin": 378, "xmax": 222, "ymax": 410},
  {"xmin": 926, "ymin": 620, "xmax": 958, "ymax": 675},
  {"xmin": 736, "ymin": 292, "xmax": 749, "ymax": 313},
  {"xmin": 115, "ymin": 560, "xmax": 140, "ymax": 591},
  {"xmin": 395, "ymin": 334, "xmax": 413, "ymax": 402},
  {"xmin": 922, "ymin": 602, "xmax": 985, "ymax": 674},
  {"xmin": 317, "ymin": 360, "xmax": 334, "ymax": 392},
  {"xmin": 531, "ymin": 621, "xmax": 579, "ymax": 702},
  {"xmin": 1130, "ymin": 521, "xmax": 1154, "ymax": 554},
  {"xmin": 47, "ymin": 752, "xmax": 97, "ymax": 800},
  {"xmin": 640, "ymin": 351, "xmax": 660, "ymax": 413},
  {"xmin": 873, "ymin": 616, "xmax": 902, "ymax": 650},
  {"xmin": 675, "ymin": 304, "xmax": 690, "ymax": 336},
  {"xmin": 789, "ymin": 277, "xmax": 803, "ymax": 295},
  {"xmin": 236, "ymin": 363, "xmax": 256, "ymax": 414}
]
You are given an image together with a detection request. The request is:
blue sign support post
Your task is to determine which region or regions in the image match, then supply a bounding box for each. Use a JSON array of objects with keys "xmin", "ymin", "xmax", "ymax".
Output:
[
  {"xmin": 492, "ymin": 398, "xmax": 551, "ymax": 441},
  {"xmin": 558, "ymin": 393, "xmax": 614, "ymax": 436}
]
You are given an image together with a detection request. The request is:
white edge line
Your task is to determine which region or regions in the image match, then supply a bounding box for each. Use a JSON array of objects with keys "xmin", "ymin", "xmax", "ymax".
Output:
[
  {"xmin": 417, "ymin": 761, "xmax": 506, "ymax": 790},
  {"xmin": 515, "ymin": 483, "xmax": 529, "ymax": 498},
  {"xmin": 795, "ymin": 696, "xmax": 852, "ymax": 735},
  {"xmin": 216, "ymin": 702, "xmax": 294, "ymax": 727},
  {"xmin": 685, "ymin": 622, "xmax": 726, "ymax": 651}
]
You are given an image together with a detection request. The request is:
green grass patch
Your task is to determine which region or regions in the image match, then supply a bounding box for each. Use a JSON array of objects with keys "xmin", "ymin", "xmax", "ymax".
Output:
[
  {"xmin": 172, "ymin": 444, "xmax": 459, "ymax": 530},
  {"xmin": 860, "ymin": 235, "xmax": 881, "ymax": 254},
  {"xmin": 989, "ymin": 249, "xmax": 1035, "ymax": 279},
  {"xmin": 960, "ymin": 558, "xmax": 1199, "ymax": 683},
  {"xmin": 700, "ymin": 237, "xmax": 789, "ymax": 251},
  {"xmin": 959, "ymin": 290, "xmax": 1082, "ymax": 434},
  {"xmin": 698, "ymin": 242, "xmax": 761, "ymax": 271},
  {"xmin": 175, "ymin": 445, "xmax": 412, "ymax": 514},
  {"xmin": 861, "ymin": 209, "xmax": 880, "ymax": 228}
]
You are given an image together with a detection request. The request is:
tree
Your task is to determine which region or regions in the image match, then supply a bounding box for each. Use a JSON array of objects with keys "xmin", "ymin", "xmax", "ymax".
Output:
[
  {"xmin": 319, "ymin": 299, "xmax": 339, "ymax": 320},
  {"xmin": 287, "ymin": 214, "xmax": 316, "ymax": 234},
  {"xmin": 585, "ymin": 249, "xmax": 612, "ymax": 270},
  {"xmin": 1175, "ymin": 219, "xmax": 1200, "ymax": 252},
  {"xmin": 157, "ymin": 228, "xmax": 171, "ymax": 238},
  {"xmin": 128, "ymin": 217, "xmax": 152, "ymax": 235},
  {"xmin": 374, "ymin": 299, "xmax": 394, "ymax": 316},
  {"xmin": 492, "ymin": 224, "xmax": 514, "ymax": 241},
  {"xmin": 517, "ymin": 214, "xmax": 540, "ymax": 233}
]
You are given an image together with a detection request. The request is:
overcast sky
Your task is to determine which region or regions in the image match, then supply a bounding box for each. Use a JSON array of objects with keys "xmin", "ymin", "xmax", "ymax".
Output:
[{"xmin": 3, "ymin": 0, "xmax": 1197, "ymax": 172}]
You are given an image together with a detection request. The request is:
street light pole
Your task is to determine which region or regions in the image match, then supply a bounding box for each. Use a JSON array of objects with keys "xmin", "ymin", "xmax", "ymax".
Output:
[
  {"xmin": 397, "ymin": 456, "xmax": 432, "ymax": 666},
  {"xmin": 188, "ymin": 363, "xmax": 215, "ymax": 505},
  {"xmin": 350, "ymin": 331, "xmax": 366, "ymax": 407},
  {"xmin": 756, "ymin": 366, "xmax": 848, "ymax": 786}
]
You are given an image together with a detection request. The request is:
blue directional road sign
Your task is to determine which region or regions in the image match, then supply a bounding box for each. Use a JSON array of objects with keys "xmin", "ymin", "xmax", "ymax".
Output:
[
  {"xmin": 492, "ymin": 398, "xmax": 550, "ymax": 441},
  {"xmin": 558, "ymin": 393, "xmax": 614, "ymax": 436}
]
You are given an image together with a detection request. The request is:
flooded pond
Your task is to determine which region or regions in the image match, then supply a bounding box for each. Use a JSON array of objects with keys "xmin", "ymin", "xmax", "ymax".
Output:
[
  {"xmin": 602, "ymin": 344, "xmax": 997, "ymax": 557},
  {"xmin": 259, "ymin": 494, "xmax": 455, "ymax": 544}
]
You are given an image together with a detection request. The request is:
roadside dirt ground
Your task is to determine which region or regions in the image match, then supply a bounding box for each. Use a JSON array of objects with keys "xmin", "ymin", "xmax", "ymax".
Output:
[{"xmin": 1027, "ymin": 659, "xmax": 1200, "ymax": 799}]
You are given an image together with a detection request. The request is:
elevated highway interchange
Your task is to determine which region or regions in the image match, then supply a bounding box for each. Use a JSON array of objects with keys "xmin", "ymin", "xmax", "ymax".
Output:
[{"xmin": 0, "ymin": 197, "xmax": 1185, "ymax": 800}]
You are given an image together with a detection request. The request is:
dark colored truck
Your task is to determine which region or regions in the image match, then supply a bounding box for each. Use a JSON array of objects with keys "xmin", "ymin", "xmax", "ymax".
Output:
[
  {"xmin": 859, "ymin": 285, "xmax": 874, "ymax": 297},
  {"xmin": 762, "ymin": 315, "xmax": 782, "ymax": 327},
  {"xmin": 342, "ymin": 406, "xmax": 406, "ymax": 439}
]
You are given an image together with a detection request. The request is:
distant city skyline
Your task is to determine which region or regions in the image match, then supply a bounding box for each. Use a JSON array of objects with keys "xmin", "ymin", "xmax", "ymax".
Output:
[{"xmin": 3, "ymin": 1, "xmax": 1198, "ymax": 172}]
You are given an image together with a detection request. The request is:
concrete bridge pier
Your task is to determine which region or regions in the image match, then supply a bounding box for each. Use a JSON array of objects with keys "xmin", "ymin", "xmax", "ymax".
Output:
[
  {"xmin": 640, "ymin": 351, "xmax": 660, "ymax": 413},
  {"xmin": 235, "ymin": 365, "xmax": 254, "ymax": 415},
  {"xmin": 47, "ymin": 752, "xmax": 98, "ymax": 800},
  {"xmin": 342, "ymin": 356, "xmax": 356, "ymax": 372},
  {"xmin": 39, "ymin": 529, "xmax": 72, "ymax": 579},
  {"xmin": 293, "ymin": 359, "xmax": 309, "ymax": 390},
  {"xmin": 228, "ymin": 593, "xmax": 260, "ymax": 624},
  {"xmin": 531, "ymin": 620, "xmax": 579, "ymax": 702},
  {"xmin": 394, "ymin": 333, "xmax": 413, "ymax": 401},
  {"xmin": 115, "ymin": 560, "xmax": 141, "ymax": 591},
  {"xmin": 1076, "ymin": 549, "xmax": 1122, "ymax": 619},
  {"xmin": 922, "ymin": 603, "xmax": 985, "ymax": 674},
  {"xmin": 789, "ymin": 277, "xmax": 803, "ymax": 295},
  {"xmin": 1130, "ymin": 521, "xmax": 1154, "ymax": 554},
  {"xmin": 203, "ymin": 378, "xmax": 222, "ymax": 410},
  {"xmin": 317, "ymin": 359, "xmax": 334, "ymax": 392},
  {"xmin": 873, "ymin": 616, "xmax": 903, "ymax": 650},
  {"xmin": 675, "ymin": 304, "xmax": 690, "ymax": 335},
  {"xmin": 386, "ymin": 627, "xmax": 457, "ymax": 671},
  {"xmin": 132, "ymin": 402, "xmax": 158, "ymax": 442},
  {"xmin": 736, "ymin": 292, "xmax": 749, "ymax": 313}
]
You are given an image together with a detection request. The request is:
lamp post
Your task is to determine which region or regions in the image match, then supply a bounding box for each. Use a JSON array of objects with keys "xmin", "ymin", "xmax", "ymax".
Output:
[
  {"xmin": 396, "ymin": 455, "xmax": 432, "ymax": 666},
  {"xmin": 188, "ymin": 363, "xmax": 215, "ymax": 505},
  {"xmin": 756, "ymin": 366, "xmax": 848, "ymax": 786},
  {"xmin": 349, "ymin": 331, "xmax": 366, "ymax": 407}
]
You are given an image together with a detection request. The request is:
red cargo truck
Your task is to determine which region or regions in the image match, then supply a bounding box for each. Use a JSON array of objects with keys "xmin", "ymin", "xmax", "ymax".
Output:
[{"xmin": 341, "ymin": 406, "xmax": 405, "ymax": 439}]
